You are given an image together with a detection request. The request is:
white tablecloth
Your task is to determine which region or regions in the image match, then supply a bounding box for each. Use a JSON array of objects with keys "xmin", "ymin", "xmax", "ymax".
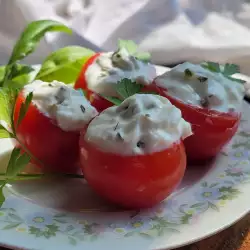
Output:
[{"xmin": 1, "ymin": 0, "xmax": 250, "ymax": 75}]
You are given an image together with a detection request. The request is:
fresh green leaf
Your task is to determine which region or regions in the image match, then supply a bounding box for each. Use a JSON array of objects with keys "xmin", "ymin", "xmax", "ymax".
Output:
[
  {"xmin": 118, "ymin": 39, "xmax": 138, "ymax": 54},
  {"xmin": 36, "ymin": 46, "xmax": 94, "ymax": 83},
  {"xmin": 0, "ymin": 87, "xmax": 18, "ymax": 126},
  {"xmin": 10, "ymin": 64, "xmax": 34, "ymax": 79},
  {"xmin": 118, "ymin": 39, "xmax": 151, "ymax": 62},
  {"xmin": 0, "ymin": 66, "xmax": 5, "ymax": 82},
  {"xmin": 0, "ymin": 65, "xmax": 36, "ymax": 89},
  {"xmin": 202, "ymin": 62, "xmax": 245, "ymax": 84},
  {"xmin": 201, "ymin": 62, "xmax": 220, "ymax": 73},
  {"xmin": 0, "ymin": 181, "xmax": 6, "ymax": 207},
  {"xmin": 0, "ymin": 124, "xmax": 13, "ymax": 139},
  {"xmin": 102, "ymin": 96, "xmax": 122, "ymax": 105},
  {"xmin": 9, "ymin": 20, "xmax": 72, "ymax": 64},
  {"xmin": 226, "ymin": 76, "xmax": 245, "ymax": 84},
  {"xmin": 2, "ymin": 20, "xmax": 72, "ymax": 87},
  {"xmin": 17, "ymin": 92, "xmax": 33, "ymax": 127},
  {"xmin": 6, "ymin": 148, "xmax": 31, "ymax": 177},
  {"xmin": 116, "ymin": 78, "xmax": 143, "ymax": 99},
  {"xmin": 223, "ymin": 63, "xmax": 240, "ymax": 76},
  {"xmin": 134, "ymin": 52, "xmax": 151, "ymax": 62}
]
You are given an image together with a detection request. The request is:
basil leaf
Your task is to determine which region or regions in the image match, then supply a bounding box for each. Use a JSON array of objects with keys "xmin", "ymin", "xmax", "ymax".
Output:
[
  {"xmin": 116, "ymin": 78, "xmax": 143, "ymax": 99},
  {"xmin": 36, "ymin": 46, "xmax": 94, "ymax": 83},
  {"xmin": 9, "ymin": 20, "xmax": 72, "ymax": 64},
  {"xmin": 2, "ymin": 20, "xmax": 72, "ymax": 87}
]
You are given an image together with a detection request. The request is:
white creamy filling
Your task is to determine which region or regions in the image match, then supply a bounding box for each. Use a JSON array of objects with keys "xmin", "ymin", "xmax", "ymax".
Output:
[
  {"xmin": 24, "ymin": 80, "xmax": 98, "ymax": 131},
  {"xmin": 155, "ymin": 62, "xmax": 245, "ymax": 113},
  {"xmin": 85, "ymin": 94, "xmax": 192, "ymax": 156},
  {"xmin": 85, "ymin": 48, "xmax": 156, "ymax": 97}
]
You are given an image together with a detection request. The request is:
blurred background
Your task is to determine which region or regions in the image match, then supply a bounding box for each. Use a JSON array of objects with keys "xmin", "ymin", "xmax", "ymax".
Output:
[{"xmin": 1, "ymin": 0, "xmax": 250, "ymax": 73}]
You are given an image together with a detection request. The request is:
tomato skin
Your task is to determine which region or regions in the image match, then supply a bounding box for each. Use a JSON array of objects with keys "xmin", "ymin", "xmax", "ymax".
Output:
[
  {"xmin": 74, "ymin": 53, "xmax": 101, "ymax": 98},
  {"xmin": 74, "ymin": 53, "xmax": 114, "ymax": 112},
  {"xmin": 79, "ymin": 138, "xmax": 186, "ymax": 209},
  {"xmin": 13, "ymin": 92, "xmax": 81, "ymax": 174},
  {"xmin": 152, "ymin": 82, "xmax": 241, "ymax": 161}
]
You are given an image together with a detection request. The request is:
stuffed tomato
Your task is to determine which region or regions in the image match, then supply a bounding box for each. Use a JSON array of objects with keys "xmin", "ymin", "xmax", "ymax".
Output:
[
  {"xmin": 74, "ymin": 47, "xmax": 156, "ymax": 112},
  {"xmin": 153, "ymin": 62, "xmax": 245, "ymax": 161},
  {"xmin": 14, "ymin": 80, "xmax": 98, "ymax": 173},
  {"xmin": 79, "ymin": 94, "xmax": 192, "ymax": 208}
]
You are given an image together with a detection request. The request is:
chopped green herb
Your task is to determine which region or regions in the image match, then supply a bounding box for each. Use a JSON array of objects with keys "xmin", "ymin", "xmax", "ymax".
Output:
[
  {"xmin": 197, "ymin": 76, "xmax": 208, "ymax": 82},
  {"xmin": 184, "ymin": 69, "xmax": 193, "ymax": 78}
]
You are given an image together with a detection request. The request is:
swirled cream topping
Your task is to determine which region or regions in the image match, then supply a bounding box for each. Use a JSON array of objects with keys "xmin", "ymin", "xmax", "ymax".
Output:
[
  {"xmin": 85, "ymin": 94, "xmax": 192, "ymax": 155},
  {"xmin": 24, "ymin": 80, "xmax": 98, "ymax": 131},
  {"xmin": 155, "ymin": 62, "xmax": 245, "ymax": 113},
  {"xmin": 85, "ymin": 48, "xmax": 156, "ymax": 97}
]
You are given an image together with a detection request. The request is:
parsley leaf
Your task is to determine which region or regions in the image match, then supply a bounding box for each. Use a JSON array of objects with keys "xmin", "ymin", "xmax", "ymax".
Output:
[
  {"xmin": 223, "ymin": 63, "xmax": 240, "ymax": 76},
  {"xmin": 102, "ymin": 96, "xmax": 122, "ymax": 105},
  {"xmin": 116, "ymin": 78, "xmax": 143, "ymax": 99},
  {"xmin": 102, "ymin": 78, "xmax": 158, "ymax": 105},
  {"xmin": 118, "ymin": 40, "xmax": 151, "ymax": 62},
  {"xmin": 201, "ymin": 62, "xmax": 245, "ymax": 84},
  {"xmin": 201, "ymin": 62, "xmax": 220, "ymax": 73}
]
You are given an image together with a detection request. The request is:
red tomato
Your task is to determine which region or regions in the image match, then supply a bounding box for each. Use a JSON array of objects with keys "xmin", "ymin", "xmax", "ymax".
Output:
[
  {"xmin": 79, "ymin": 138, "xmax": 186, "ymax": 209},
  {"xmin": 13, "ymin": 91, "xmax": 82, "ymax": 174},
  {"xmin": 74, "ymin": 53, "xmax": 113, "ymax": 112},
  {"xmin": 152, "ymin": 83, "xmax": 241, "ymax": 161}
]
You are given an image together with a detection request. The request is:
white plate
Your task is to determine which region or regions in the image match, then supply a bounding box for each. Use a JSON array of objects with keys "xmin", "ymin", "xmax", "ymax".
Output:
[{"xmin": 0, "ymin": 66, "xmax": 250, "ymax": 250}]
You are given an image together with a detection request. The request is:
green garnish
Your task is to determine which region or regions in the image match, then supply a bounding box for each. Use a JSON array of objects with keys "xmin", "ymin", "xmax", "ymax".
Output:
[
  {"xmin": 0, "ymin": 86, "xmax": 32, "ymax": 206},
  {"xmin": 118, "ymin": 39, "xmax": 151, "ymax": 62},
  {"xmin": 36, "ymin": 46, "xmax": 94, "ymax": 84},
  {"xmin": 102, "ymin": 78, "xmax": 159, "ymax": 105},
  {"xmin": 103, "ymin": 96, "xmax": 122, "ymax": 106},
  {"xmin": 184, "ymin": 68, "xmax": 193, "ymax": 78},
  {"xmin": 102, "ymin": 78, "xmax": 143, "ymax": 105},
  {"xmin": 116, "ymin": 78, "xmax": 143, "ymax": 99},
  {"xmin": 1, "ymin": 20, "xmax": 72, "ymax": 87},
  {"xmin": 201, "ymin": 62, "xmax": 245, "ymax": 84},
  {"xmin": 0, "ymin": 20, "xmax": 84, "ymax": 207}
]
